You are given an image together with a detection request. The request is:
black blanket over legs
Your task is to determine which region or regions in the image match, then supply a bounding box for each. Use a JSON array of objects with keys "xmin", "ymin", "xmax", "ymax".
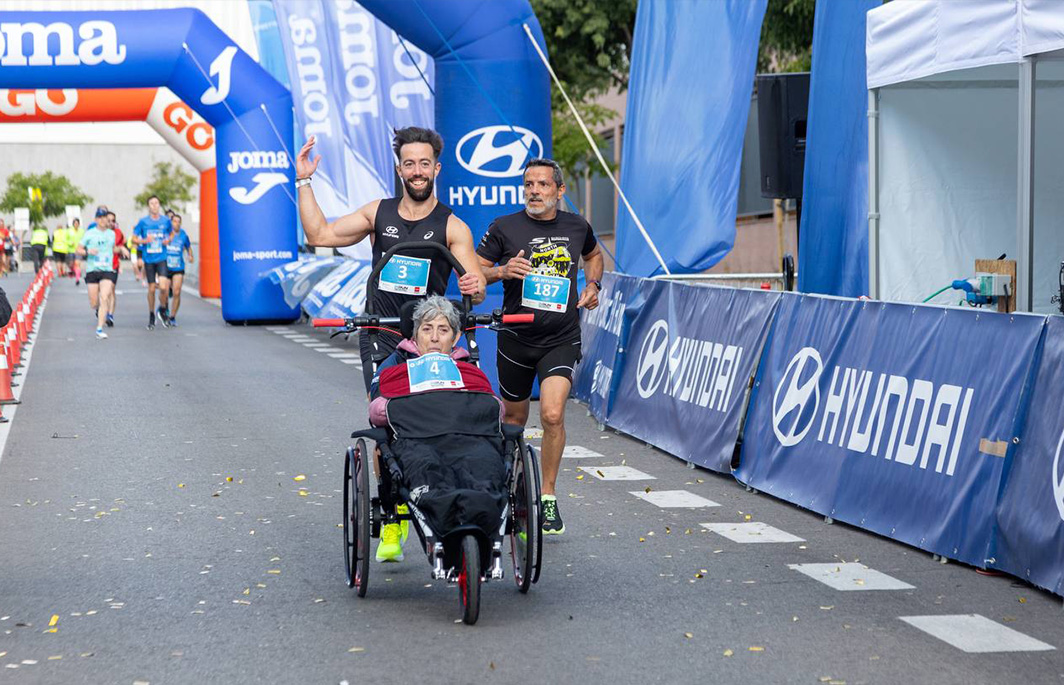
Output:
[{"xmin": 386, "ymin": 391, "xmax": 507, "ymax": 540}]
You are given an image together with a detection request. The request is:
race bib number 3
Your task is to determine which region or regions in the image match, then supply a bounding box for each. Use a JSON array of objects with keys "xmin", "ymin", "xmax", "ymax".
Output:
[
  {"xmin": 407, "ymin": 353, "xmax": 465, "ymax": 393},
  {"xmin": 521, "ymin": 273, "xmax": 570, "ymax": 312},
  {"xmin": 379, "ymin": 255, "xmax": 431, "ymax": 295}
]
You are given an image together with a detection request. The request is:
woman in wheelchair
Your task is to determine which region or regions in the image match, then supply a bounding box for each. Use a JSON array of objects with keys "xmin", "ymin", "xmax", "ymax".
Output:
[{"xmin": 367, "ymin": 296, "xmax": 504, "ymax": 563}]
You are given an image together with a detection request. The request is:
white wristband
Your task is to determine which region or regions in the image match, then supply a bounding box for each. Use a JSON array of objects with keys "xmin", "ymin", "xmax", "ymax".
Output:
[{"xmin": 295, "ymin": 176, "xmax": 312, "ymax": 189}]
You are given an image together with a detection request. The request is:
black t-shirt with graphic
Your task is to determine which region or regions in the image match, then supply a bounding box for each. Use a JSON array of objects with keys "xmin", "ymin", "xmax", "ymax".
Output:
[{"xmin": 477, "ymin": 209, "xmax": 598, "ymax": 348}]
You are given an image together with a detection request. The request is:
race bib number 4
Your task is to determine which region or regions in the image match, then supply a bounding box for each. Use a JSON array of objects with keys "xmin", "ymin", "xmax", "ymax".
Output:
[
  {"xmin": 521, "ymin": 273, "xmax": 570, "ymax": 312},
  {"xmin": 379, "ymin": 255, "xmax": 430, "ymax": 295},
  {"xmin": 407, "ymin": 353, "xmax": 465, "ymax": 393}
]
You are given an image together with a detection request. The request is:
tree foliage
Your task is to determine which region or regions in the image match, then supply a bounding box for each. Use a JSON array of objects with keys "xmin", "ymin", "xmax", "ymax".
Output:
[
  {"xmin": 530, "ymin": 0, "xmax": 637, "ymax": 184},
  {"xmin": 134, "ymin": 161, "xmax": 196, "ymax": 210},
  {"xmin": 758, "ymin": 0, "xmax": 816, "ymax": 73},
  {"xmin": 0, "ymin": 171, "xmax": 91, "ymax": 227}
]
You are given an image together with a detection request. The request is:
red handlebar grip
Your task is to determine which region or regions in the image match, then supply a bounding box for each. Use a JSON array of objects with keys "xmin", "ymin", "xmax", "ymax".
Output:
[
  {"xmin": 312, "ymin": 319, "xmax": 347, "ymax": 328},
  {"xmin": 501, "ymin": 314, "xmax": 535, "ymax": 324}
]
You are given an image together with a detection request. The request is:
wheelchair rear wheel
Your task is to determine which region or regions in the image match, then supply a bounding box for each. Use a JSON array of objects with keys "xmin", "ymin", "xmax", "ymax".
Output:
[
  {"xmin": 343, "ymin": 440, "xmax": 371, "ymax": 596},
  {"xmin": 510, "ymin": 440, "xmax": 538, "ymax": 593},
  {"xmin": 459, "ymin": 534, "xmax": 481, "ymax": 625}
]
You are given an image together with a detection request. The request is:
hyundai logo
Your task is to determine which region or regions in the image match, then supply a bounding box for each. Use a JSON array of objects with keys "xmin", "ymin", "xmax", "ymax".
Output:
[
  {"xmin": 636, "ymin": 320, "xmax": 670, "ymax": 399},
  {"xmin": 455, "ymin": 125, "xmax": 543, "ymax": 178},
  {"xmin": 772, "ymin": 347, "xmax": 824, "ymax": 447},
  {"xmin": 1053, "ymin": 428, "xmax": 1064, "ymax": 522}
]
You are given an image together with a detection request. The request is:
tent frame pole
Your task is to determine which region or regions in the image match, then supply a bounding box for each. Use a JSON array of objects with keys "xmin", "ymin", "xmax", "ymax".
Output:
[
  {"xmin": 867, "ymin": 88, "xmax": 880, "ymax": 299},
  {"xmin": 1017, "ymin": 57, "xmax": 1035, "ymax": 312}
]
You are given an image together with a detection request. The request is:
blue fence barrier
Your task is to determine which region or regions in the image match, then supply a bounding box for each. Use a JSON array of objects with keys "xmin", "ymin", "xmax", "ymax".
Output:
[
  {"xmin": 992, "ymin": 315, "xmax": 1064, "ymax": 594},
  {"xmin": 734, "ymin": 295, "xmax": 1044, "ymax": 566},
  {"xmin": 576, "ymin": 275, "xmax": 1064, "ymax": 594},
  {"xmin": 573, "ymin": 276, "xmax": 778, "ymax": 473}
]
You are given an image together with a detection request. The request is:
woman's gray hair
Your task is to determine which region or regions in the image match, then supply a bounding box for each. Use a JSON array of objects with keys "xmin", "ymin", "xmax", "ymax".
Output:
[{"xmin": 412, "ymin": 295, "xmax": 461, "ymax": 338}]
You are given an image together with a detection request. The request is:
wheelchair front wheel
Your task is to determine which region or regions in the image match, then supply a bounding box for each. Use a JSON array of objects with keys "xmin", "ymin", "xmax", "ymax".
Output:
[{"xmin": 459, "ymin": 534, "xmax": 481, "ymax": 625}]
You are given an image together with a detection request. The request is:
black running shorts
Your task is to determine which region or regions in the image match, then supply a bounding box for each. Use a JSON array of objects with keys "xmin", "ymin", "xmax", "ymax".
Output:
[
  {"xmin": 144, "ymin": 261, "xmax": 169, "ymax": 283},
  {"xmin": 496, "ymin": 335, "xmax": 581, "ymax": 402}
]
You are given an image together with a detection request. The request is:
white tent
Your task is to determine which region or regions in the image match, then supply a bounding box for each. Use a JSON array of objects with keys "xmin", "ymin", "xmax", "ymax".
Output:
[{"xmin": 866, "ymin": 0, "xmax": 1064, "ymax": 313}]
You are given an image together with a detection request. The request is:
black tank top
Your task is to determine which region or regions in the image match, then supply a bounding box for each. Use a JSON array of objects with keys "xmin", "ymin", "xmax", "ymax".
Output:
[{"xmin": 370, "ymin": 198, "xmax": 453, "ymax": 316}]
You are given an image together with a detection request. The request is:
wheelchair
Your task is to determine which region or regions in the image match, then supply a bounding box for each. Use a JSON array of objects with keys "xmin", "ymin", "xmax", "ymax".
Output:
[{"xmin": 314, "ymin": 241, "xmax": 543, "ymax": 624}]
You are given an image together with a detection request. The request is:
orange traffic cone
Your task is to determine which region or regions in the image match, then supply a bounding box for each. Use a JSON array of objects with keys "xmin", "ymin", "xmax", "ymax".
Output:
[
  {"xmin": 7, "ymin": 327, "xmax": 21, "ymax": 369},
  {"xmin": 0, "ymin": 353, "xmax": 20, "ymax": 405}
]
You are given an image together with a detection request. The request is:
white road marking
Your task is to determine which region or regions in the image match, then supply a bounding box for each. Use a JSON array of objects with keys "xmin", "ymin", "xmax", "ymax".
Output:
[
  {"xmin": 563, "ymin": 445, "xmax": 603, "ymax": 458},
  {"xmin": 289, "ymin": 336, "xmax": 314, "ymax": 342},
  {"xmin": 629, "ymin": 489, "xmax": 720, "ymax": 508},
  {"xmin": 699, "ymin": 522, "xmax": 805, "ymax": 544},
  {"xmin": 314, "ymin": 347, "xmax": 345, "ymax": 353},
  {"xmin": 579, "ymin": 466, "xmax": 656, "ymax": 481},
  {"xmin": 328, "ymin": 353, "xmax": 360, "ymax": 359},
  {"xmin": 340, "ymin": 359, "xmax": 362, "ymax": 365},
  {"xmin": 265, "ymin": 326, "xmax": 290, "ymax": 332},
  {"xmin": 303, "ymin": 343, "xmax": 328, "ymax": 348},
  {"xmin": 899, "ymin": 615, "xmax": 1055, "ymax": 653},
  {"xmin": 788, "ymin": 562, "xmax": 914, "ymax": 591}
]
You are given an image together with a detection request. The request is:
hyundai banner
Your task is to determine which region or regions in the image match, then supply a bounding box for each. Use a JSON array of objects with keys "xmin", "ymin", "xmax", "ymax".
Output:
[
  {"xmin": 572, "ymin": 272, "xmax": 642, "ymax": 422},
  {"xmin": 267, "ymin": 256, "xmax": 346, "ymax": 307},
  {"xmin": 736, "ymin": 295, "xmax": 1045, "ymax": 565},
  {"xmin": 301, "ymin": 259, "xmax": 374, "ymax": 319},
  {"xmin": 607, "ymin": 280, "xmax": 780, "ymax": 473},
  {"xmin": 992, "ymin": 316, "xmax": 1064, "ymax": 595}
]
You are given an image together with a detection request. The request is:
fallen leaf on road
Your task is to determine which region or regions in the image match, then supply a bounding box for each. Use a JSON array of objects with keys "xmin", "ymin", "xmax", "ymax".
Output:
[
  {"xmin": 723, "ymin": 649, "xmax": 733, "ymax": 657},
  {"xmin": 294, "ymin": 475, "xmax": 306, "ymax": 482},
  {"xmin": 748, "ymin": 646, "xmax": 764, "ymax": 652},
  {"xmin": 348, "ymin": 647, "xmax": 365, "ymax": 653},
  {"xmin": 683, "ymin": 632, "xmax": 693, "ymax": 639}
]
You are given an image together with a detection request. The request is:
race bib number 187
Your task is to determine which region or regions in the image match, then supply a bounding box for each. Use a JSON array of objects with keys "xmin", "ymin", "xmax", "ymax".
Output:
[
  {"xmin": 521, "ymin": 273, "xmax": 570, "ymax": 312},
  {"xmin": 379, "ymin": 255, "xmax": 431, "ymax": 295},
  {"xmin": 407, "ymin": 353, "xmax": 465, "ymax": 393}
]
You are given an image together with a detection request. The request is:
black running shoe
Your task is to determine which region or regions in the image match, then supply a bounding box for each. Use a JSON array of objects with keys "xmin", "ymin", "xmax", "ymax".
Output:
[
  {"xmin": 157, "ymin": 308, "xmax": 170, "ymax": 328},
  {"xmin": 105, "ymin": 313, "xmax": 114, "ymax": 328},
  {"xmin": 147, "ymin": 312, "xmax": 156, "ymax": 330},
  {"xmin": 541, "ymin": 495, "xmax": 565, "ymax": 535}
]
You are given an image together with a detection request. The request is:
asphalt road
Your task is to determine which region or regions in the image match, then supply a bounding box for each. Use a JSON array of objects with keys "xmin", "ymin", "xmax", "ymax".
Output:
[{"xmin": 0, "ymin": 271, "xmax": 1062, "ymax": 684}]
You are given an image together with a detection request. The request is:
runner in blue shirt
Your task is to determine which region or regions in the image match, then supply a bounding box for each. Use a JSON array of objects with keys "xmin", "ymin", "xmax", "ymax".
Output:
[
  {"xmin": 77, "ymin": 208, "xmax": 124, "ymax": 339},
  {"xmin": 164, "ymin": 214, "xmax": 194, "ymax": 327},
  {"xmin": 132, "ymin": 195, "xmax": 173, "ymax": 330}
]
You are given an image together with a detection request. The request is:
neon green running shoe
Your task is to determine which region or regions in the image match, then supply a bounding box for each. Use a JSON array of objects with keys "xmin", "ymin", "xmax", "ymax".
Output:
[
  {"xmin": 541, "ymin": 495, "xmax": 565, "ymax": 535},
  {"xmin": 396, "ymin": 504, "xmax": 410, "ymax": 546},
  {"xmin": 375, "ymin": 523, "xmax": 404, "ymax": 563}
]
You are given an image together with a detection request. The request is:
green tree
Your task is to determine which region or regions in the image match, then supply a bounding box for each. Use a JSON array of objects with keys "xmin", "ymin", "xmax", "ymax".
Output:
[
  {"xmin": 134, "ymin": 161, "xmax": 196, "ymax": 210},
  {"xmin": 0, "ymin": 171, "xmax": 91, "ymax": 227},
  {"xmin": 530, "ymin": 0, "xmax": 637, "ymax": 185},
  {"xmin": 758, "ymin": 0, "xmax": 816, "ymax": 73}
]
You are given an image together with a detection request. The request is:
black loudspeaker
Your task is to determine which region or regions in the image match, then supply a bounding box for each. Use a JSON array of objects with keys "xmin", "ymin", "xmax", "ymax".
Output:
[{"xmin": 756, "ymin": 72, "xmax": 810, "ymax": 199}]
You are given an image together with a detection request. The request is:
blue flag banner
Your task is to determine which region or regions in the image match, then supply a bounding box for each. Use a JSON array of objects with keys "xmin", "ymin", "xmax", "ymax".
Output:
[
  {"xmin": 266, "ymin": 256, "xmax": 346, "ymax": 307},
  {"xmin": 302, "ymin": 258, "xmax": 374, "ymax": 319},
  {"xmin": 992, "ymin": 316, "xmax": 1064, "ymax": 594},
  {"xmin": 798, "ymin": 0, "xmax": 880, "ymax": 296},
  {"xmin": 736, "ymin": 295, "xmax": 1044, "ymax": 565},
  {"xmin": 273, "ymin": 0, "xmax": 351, "ymax": 217},
  {"xmin": 616, "ymin": 0, "xmax": 767, "ymax": 276},
  {"xmin": 323, "ymin": 0, "xmax": 434, "ymax": 215},
  {"xmin": 606, "ymin": 280, "xmax": 779, "ymax": 473},
  {"xmin": 572, "ymin": 272, "xmax": 643, "ymax": 422}
]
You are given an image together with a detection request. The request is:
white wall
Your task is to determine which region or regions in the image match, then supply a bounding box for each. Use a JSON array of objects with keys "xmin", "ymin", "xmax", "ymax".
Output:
[
  {"xmin": 1033, "ymin": 58, "xmax": 1064, "ymax": 315},
  {"xmin": 878, "ymin": 64, "xmax": 1019, "ymax": 305}
]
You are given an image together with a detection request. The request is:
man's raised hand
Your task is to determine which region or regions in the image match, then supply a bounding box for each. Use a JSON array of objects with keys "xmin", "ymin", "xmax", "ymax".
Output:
[{"xmin": 296, "ymin": 136, "xmax": 321, "ymax": 179}]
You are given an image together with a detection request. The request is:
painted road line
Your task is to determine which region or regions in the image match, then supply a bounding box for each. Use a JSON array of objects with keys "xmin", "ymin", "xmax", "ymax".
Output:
[
  {"xmin": 563, "ymin": 445, "xmax": 603, "ymax": 459},
  {"xmin": 788, "ymin": 562, "xmax": 914, "ymax": 591},
  {"xmin": 630, "ymin": 490, "xmax": 720, "ymax": 508},
  {"xmin": 303, "ymin": 343, "xmax": 328, "ymax": 348},
  {"xmin": 265, "ymin": 326, "xmax": 290, "ymax": 332},
  {"xmin": 340, "ymin": 359, "xmax": 362, "ymax": 365},
  {"xmin": 314, "ymin": 347, "xmax": 345, "ymax": 353},
  {"xmin": 899, "ymin": 615, "xmax": 1055, "ymax": 653},
  {"xmin": 699, "ymin": 522, "xmax": 805, "ymax": 544},
  {"xmin": 328, "ymin": 353, "xmax": 360, "ymax": 359},
  {"xmin": 579, "ymin": 466, "xmax": 656, "ymax": 481}
]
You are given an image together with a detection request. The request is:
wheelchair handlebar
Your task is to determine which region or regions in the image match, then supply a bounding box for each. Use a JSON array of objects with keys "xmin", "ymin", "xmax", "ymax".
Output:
[{"xmin": 312, "ymin": 311, "xmax": 533, "ymax": 330}]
